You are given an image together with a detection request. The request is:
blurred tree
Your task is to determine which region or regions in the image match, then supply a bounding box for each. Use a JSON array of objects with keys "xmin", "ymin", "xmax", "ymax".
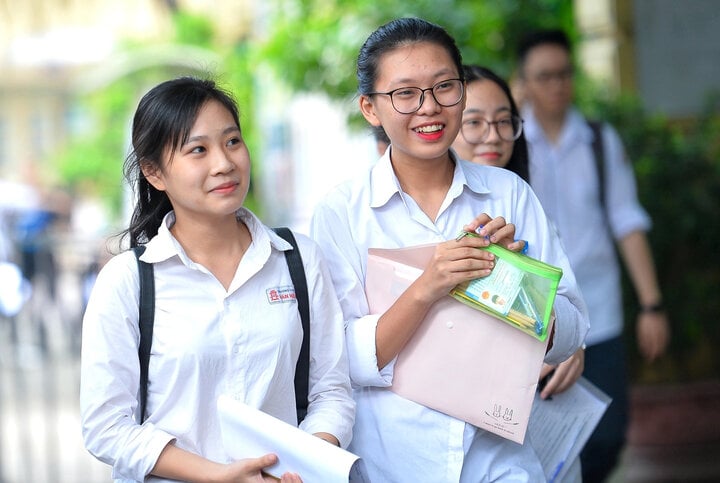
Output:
[
  {"xmin": 51, "ymin": 11, "xmax": 261, "ymax": 221},
  {"xmin": 259, "ymin": 0, "xmax": 574, "ymax": 101},
  {"xmin": 588, "ymin": 93, "xmax": 720, "ymax": 383}
]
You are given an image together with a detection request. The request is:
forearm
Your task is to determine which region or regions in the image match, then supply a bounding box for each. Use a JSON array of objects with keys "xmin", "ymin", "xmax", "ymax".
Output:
[
  {"xmin": 617, "ymin": 230, "xmax": 662, "ymax": 306},
  {"xmin": 151, "ymin": 442, "xmax": 224, "ymax": 483},
  {"xmin": 375, "ymin": 282, "xmax": 434, "ymax": 369}
]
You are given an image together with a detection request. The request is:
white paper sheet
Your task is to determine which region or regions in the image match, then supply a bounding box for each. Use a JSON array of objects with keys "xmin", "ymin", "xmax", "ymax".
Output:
[
  {"xmin": 528, "ymin": 377, "xmax": 611, "ymax": 482},
  {"xmin": 217, "ymin": 395, "xmax": 369, "ymax": 483}
]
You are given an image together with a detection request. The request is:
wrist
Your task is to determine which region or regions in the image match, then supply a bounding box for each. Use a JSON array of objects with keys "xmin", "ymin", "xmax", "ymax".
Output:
[{"xmin": 638, "ymin": 302, "xmax": 664, "ymax": 314}]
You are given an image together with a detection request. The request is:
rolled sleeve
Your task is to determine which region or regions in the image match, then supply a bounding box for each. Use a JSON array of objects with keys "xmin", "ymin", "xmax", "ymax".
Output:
[
  {"xmin": 544, "ymin": 294, "xmax": 589, "ymax": 365},
  {"xmin": 346, "ymin": 313, "xmax": 394, "ymax": 387},
  {"xmin": 604, "ymin": 125, "xmax": 652, "ymax": 239},
  {"xmin": 310, "ymin": 197, "xmax": 394, "ymax": 389}
]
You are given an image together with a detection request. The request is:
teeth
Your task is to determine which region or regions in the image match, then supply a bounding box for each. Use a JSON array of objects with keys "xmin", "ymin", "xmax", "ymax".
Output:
[{"xmin": 415, "ymin": 124, "xmax": 443, "ymax": 133}]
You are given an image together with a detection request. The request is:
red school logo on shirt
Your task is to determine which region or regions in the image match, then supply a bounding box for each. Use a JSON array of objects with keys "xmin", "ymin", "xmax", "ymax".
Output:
[{"xmin": 266, "ymin": 285, "xmax": 297, "ymax": 304}]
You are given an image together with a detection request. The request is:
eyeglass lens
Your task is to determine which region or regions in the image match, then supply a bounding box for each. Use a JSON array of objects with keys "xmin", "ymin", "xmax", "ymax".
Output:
[
  {"xmin": 391, "ymin": 79, "xmax": 464, "ymax": 114},
  {"xmin": 461, "ymin": 116, "xmax": 523, "ymax": 143}
]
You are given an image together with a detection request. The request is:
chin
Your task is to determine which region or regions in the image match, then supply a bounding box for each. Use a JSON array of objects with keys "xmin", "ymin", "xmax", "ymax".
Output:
[{"xmin": 473, "ymin": 157, "xmax": 505, "ymax": 168}]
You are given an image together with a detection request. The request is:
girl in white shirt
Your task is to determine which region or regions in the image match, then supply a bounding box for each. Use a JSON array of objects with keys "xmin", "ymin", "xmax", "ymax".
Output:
[
  {"xmin": 310, "ymin": 18, "xmax": 588, "ymax": 481},
  {"xmin": 80, "ymin": 77, "xmax": 354, "ymax": 483}
]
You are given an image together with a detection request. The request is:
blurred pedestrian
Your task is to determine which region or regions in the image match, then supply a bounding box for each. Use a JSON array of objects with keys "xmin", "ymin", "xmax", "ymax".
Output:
[
  {"xmin": 452, "ymin": 63, "xmax": 586, "ymax": 482},
  {"xmin": 516, "ymin": 29, "xmax": 670, "ymax": 482}
]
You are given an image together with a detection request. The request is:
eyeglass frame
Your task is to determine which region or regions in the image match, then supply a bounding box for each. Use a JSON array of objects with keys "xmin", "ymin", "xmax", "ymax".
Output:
[
  {"xmin": 460, "ymin": 115, "xmax": 524, "ymax": 144},
  {"xmin": 366, "ymin": 78, "xmax": 465, "ymax": 114},
  {"xmin": 527, "ymin": 66, "xmax": 574, "ymax": 85}
]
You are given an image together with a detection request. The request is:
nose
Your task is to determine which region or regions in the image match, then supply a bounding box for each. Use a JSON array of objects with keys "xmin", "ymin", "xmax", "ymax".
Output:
[
  {"xmin": 416, "ymin": 89, "xmax": 442, "ymax": 114},
  {"xmin": 211, "ymin": 148, "xmax": 235, "ymax": 174},
  {"xmin": 485, "ymin": 123, "xmax": 502, "ymax": 143}
]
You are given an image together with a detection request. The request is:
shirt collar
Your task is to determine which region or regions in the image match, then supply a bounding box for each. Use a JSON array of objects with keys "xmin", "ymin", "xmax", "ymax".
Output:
[
  {"xmin": 522, "ymin": 104, "xmax": 593, "ymax": 146},
  {"xmin": 369, "ymin": 147, "xmax": 491, "ymax": 209},
  {"xmin": 369, "ymin": 147, "xmax": 401, "ymax": 208},
  {"xmin": 140, "ymin": 207, "xmax": 290, "ymax": 264}
]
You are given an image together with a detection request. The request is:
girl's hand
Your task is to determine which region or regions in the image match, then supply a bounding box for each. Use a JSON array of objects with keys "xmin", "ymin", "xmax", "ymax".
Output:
[
  {"xmin": 219, "ymin": 454, "xmax": 302, "ymax": 482},
  {"xmin": 537, "ymin": 347, "xmax": 585, "ymax": 400},
  {"xmin": 413, "ymin": 233, "xmax": 496, "ymax": 304},
  {"xmin": 462, "ymin": 214, "xmax": 517, "ymax": 249}
]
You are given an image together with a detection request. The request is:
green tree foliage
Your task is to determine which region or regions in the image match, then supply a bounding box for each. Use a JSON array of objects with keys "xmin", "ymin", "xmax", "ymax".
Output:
[
  {"xmin": 260, "ymin": 0, "xmax": 574, "ymax": 100},
  {"xmin": 51, "ymin": 11, "xmax": 261, "ymax": 220},
  {"xmin": 589, "ymin": 94, "xmax": 720, "ymax": 383}
]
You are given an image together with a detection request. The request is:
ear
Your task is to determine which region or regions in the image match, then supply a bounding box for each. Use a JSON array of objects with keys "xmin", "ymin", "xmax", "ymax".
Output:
[
  {"xmin": 140, "ymin": 161, "xmax": 166, "ymax": 192},
  {"xmin": 359, "ymin": 95, "xmax": 382, "ymax": 127}
]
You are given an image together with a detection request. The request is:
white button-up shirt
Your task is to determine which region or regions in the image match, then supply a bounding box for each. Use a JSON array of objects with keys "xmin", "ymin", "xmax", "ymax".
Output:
[
  {"xmin": 310, "ymin": 151, "xmax": 588, "ymax": 482},
  {"xmin": 523, "ymin": 106, "xmax": 651, "ymax": 345},
  {"xmin": 80, "ymin": 208, "xmax": 354, "ymax": 482}
]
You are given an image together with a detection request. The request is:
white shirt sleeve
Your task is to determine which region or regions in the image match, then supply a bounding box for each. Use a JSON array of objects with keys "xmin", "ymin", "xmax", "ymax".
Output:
[
  {"xmin": 602, "ymin": 124, "xmax": 652, "ymax": 239},
  {"xmin": 512, "ymin": 179, "xmax": 590, "ymax": 365},
  {"xmin": 79, "ymin": 252, "xmax": 175, "ymax": 481},
  {"xmin": 293, "ymin": 235, "xmax": 356, "ymax": 448},
  {"xmin": 309, "ymin": 196, "xmax": 395, "ymax": 388}
]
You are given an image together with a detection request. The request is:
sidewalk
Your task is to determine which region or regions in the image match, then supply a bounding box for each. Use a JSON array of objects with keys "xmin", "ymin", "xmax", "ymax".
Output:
[
  {"xmin": 0, "ymin": 265, "xmax": 110, "ymax": 483},
  {"xmin": 610, "ymin": 381, "xmax": 720, "ymax": 482}
]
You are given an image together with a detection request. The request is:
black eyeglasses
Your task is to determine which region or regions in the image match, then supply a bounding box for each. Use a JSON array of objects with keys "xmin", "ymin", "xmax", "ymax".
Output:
[
  {"xmin": 368, "ymin": 78, "xmax": 464, "ymax": 114},
  {"xmin": 530, "ymin": 67, "xmax": 574, "ymax": 85},
  {"xmin": 461, "ymin": 115, "xmax": 524, "ymax": 144}
]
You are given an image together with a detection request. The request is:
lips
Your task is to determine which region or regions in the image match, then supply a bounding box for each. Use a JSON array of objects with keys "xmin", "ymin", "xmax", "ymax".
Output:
[
  {"xmin": 479, "ymin": 152, "xmax": 502, "ymax": 160},
  {"xmin": 211, "ymin": 181, "xmax": 238, "ymax": 193}
]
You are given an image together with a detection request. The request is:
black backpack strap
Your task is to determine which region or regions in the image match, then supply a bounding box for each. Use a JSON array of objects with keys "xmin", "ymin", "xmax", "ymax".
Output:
[
  {"xmin": 588, "ymin": 120, "xmax": 607, "ymax": 214},
  {"xmin": 273, "ymin": 227, "xmax": 310, "ymax": 423},
  {"xmin": 589, "ymin": 120, "xmax": 614, "ymax": 234},
  {"xmin": 132, "ymin": 246, "xmax": 154, "ymax": 423}
]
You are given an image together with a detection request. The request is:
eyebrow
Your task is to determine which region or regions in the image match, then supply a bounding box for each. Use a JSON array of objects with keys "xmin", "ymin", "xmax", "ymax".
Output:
[
  {"xmin": 463, "ymin": 106, "xmax": 512, "ymax": 116},
  {"xmin": 389, "ymin": 68, "xmax": 457, "ymax": 87},
  {"xmin": 185, "ymin": 125, "xmax": 240, "ymax": 145}
]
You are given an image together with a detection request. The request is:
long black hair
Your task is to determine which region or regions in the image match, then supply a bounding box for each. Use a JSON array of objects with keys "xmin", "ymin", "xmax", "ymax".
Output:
[
  {"xmin": 356, "ymin": 17, "xmax": 464, "ymax": 95},
  {"xmin": 463, "ymin": 65, "xmax": 530, "ymax": 183},
  {"xmin": 122, "ymin": 76, "xmax": 240, "ymax": 247}
]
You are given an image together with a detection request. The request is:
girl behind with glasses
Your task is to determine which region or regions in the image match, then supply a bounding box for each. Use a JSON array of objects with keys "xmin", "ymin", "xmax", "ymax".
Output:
[
  {"xmin": 452, "ymin": 65, "xmax": 530, "ymax": 182},
  {"xmin": 310, "ymin": 18, "xmax": 588, "ymax": 482},
  {"xmin": 453, "ymin": 64, "xmax": 586, "ymax": 482}
]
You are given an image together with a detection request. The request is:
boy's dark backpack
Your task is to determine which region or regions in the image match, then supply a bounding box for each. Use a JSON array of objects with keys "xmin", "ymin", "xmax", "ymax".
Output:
[
  {"xmin": 588, "ymin": 120, "xmax": 608, "ymax": 221},
  {"xmin": 132, "ymin": 227, "xmax": 310, "ymax": 423}
]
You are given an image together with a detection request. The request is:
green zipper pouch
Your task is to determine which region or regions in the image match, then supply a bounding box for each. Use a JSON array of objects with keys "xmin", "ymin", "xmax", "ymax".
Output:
[{"xmin": 449, "ymin": 237, "xmax": 563, "ymax": 341}]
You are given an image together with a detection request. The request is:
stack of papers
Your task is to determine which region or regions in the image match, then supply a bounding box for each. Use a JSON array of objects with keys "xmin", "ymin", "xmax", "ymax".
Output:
[{"xmin": 528, "ymin": 377, "xmax": 611, "ymax": 482}]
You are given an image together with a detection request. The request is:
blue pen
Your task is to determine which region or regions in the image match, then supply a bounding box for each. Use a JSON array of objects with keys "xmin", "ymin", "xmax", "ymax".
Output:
[
  {"xmin": 474, "ymin": 224, "xmax": 490, "ymax": 240},
  {"xmin": 549, "ymin": 460, "xmax": 564, "ymax": 483},
  {"xmin": 518, "ymin": 286, "xmax": 543, "ymax": 335}
]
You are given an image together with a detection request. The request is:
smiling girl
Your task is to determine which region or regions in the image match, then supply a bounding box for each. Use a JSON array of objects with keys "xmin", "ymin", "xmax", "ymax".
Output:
[
  {"xmin": 310, "ymin": 18, "xmax": 588, "ymax": 482},
  {"xmin": 80, "ymin": 77, "xmax": 354, "ymax": 483}
]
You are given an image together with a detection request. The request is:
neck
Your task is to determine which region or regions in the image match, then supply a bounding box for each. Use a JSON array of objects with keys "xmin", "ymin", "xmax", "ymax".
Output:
[
  {"xmin": 534, "ymin": 108, "xmax": 567, "ymax": 145},
  {"xmin": 390, "ymin": 151, "xmax": 454, "ymax": 221},
  {"xmin": 170, "ymin": 212, "xmax": 250, "ymax": 260}
]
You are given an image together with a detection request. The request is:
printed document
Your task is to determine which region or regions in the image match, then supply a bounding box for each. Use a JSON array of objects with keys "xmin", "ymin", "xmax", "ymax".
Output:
[{"xmin": 528, "ymin": 377, "xmax": 611, "ymax": 482}]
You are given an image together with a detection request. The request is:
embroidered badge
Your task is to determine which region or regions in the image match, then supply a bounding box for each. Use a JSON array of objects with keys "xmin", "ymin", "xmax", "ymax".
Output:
[{"xmin": 267, "ymin": 285, "xmax": 297, "ymax": 304}]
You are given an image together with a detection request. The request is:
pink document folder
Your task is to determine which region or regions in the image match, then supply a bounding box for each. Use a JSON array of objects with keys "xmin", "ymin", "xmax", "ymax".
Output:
[{"xmin": 366, "ymin": 244, "xmax": 551, "ymax": 444}]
